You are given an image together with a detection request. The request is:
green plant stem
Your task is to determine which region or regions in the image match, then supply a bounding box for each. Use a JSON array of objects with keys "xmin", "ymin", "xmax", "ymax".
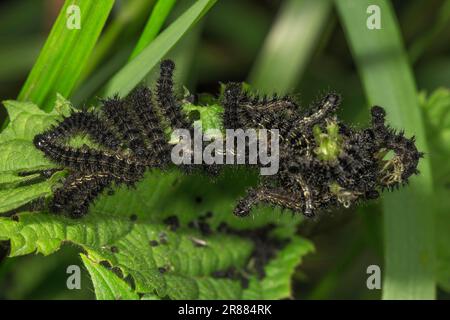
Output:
[{"xmin": 335, "ymin": 0, "xmax": 435, "ymax": 299}]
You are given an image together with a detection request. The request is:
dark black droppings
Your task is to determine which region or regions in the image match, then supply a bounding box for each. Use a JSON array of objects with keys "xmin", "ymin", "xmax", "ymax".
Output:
[
  {"xmin": 240, "ymin": 277, "xmax": 249, "ymax": 289},
  {"xmin": 199, "ymin": 211, "xmax": 213, "ymax": 221},
  {"xmin": 159, "ymin": 232, "xmax": 168, "ymax": 244},
  {"xmin": 129, "ymin": 214, "xmax": 138, "ymax": 222},
  {"xmin": 149, "ymin": 240, "xmax": 159, "ymax": 247},
  {"xmin": 212, "ymin": 266, "xmax": 249, "ymax": 289},
  {"xmin": 100, "ymin": 260, "xmax": 113, "ymax": 269},
  {"xmin": 216, "ymin": 223, "xmax": 287, "ymax": 279},
  {"xmin": 198, "ymin": 221, "xmax": 212, "ymax": 236},
  {"xmin": 0, "ymin": 240, "xmax": 11, "ymax": 263},
  {"xmin": 112, "ymin": 267, "xmax": 124, "ymax": 278},
  {"xmin": 217, "ymin": 222, "xmax": 228, "ymax": 233},
  {"xmin": 158, "ymin": 267, "xmax": 167, "ymax": 274},
  {"xmin": 187, "ymin": 217, "xmax": 212, "ymax": 236},
  {"xmin": 110, "ymin": 246, "xmax": 119, "ymax": 253},
  {"xmin": 205, "ymin": 211, "xmax": 213, "ymax": 218},
  {"xmin": 212, "ymin": 270, "xmax": 227, "ymax": 277},
  {"xmin": 163, "ymin": 215, "xmax": 180, "ymax": 231},
  {"xmin": 188, "ymin": 110, "xmax": 201, "ymax": 122},
  {"xmin": 194, "ymin": 196, "xmax": 203, "ymax": 204}
]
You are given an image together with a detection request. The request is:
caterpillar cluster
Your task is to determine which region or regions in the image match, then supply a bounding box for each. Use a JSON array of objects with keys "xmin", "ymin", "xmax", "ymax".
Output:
[
  {"xmin": 224, "ymin": 88, "xmax": 423, "ymax": 217},
  {"xmin": 33, "ymin": 60, "xmax": 423, "ymax": 218},
  {"xmin": 33, "ymin": 60, "xmax": 180, "ymax": 217}
]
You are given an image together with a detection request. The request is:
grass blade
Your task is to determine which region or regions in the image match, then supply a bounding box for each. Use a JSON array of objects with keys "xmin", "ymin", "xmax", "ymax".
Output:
[
  {"xmin": 129, "ymin": 0, "xmax": 177, "ymax": 60},
  {"xmin": 249, "ymin": 0, "xmax": 332, "ymax": 94},
  {"xmin": 73, "ymin": 0, "xmax": 177, "ymax": 103},
  {"xmin": 335, "ymin": 0, "xmax": 435, "ymax": 299},
  {"xmin": 18, "ymin": 0, "xmax": 115, "ymax": 110},
  {"xmin": 104, "ymin": 0, "xmax": 217, "ymax": 97},
  {"xmin": 77, "ymin": 0, "xmax": 154, "ymax": 85}
]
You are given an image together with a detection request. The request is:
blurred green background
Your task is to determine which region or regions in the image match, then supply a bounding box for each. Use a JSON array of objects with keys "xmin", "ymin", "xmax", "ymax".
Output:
[{"xmin": 0, "ymin": 0, "xmax": 449, "ymax": 300}]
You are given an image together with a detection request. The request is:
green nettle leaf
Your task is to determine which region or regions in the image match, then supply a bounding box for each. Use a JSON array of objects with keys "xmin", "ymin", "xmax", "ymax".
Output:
[
  {"xmin": 81, "ymin": 254, "xmax": 141, "ymax": 300},
  {"xmin": 0, "ymin": 212, "xmax": 253, "ymax": 299},
  {"xmin": 0, "ymin": 172, "xmax": 40, "ymax": 188},
  {"xmin": 0, "ymin": 171, "xmax": 65, "ymax": 213},
  {"xmin": 0, "ymin": 96, "xmax": 74, "ymax": 213},
  {"xmin": 243, "ymin": 236, "xmax": 314, "ymax": 299},
  {"xmin": 92, "ymin": 168, "xmax": 302, "ymax": 232}
]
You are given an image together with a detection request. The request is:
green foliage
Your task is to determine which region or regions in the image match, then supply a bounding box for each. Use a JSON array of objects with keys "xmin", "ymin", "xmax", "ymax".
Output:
[
  {"xmin": 105, "ymin": 0, "xmax": 217, "ymax": 97},
  {"xmin": 77, "ymin": 0, "xmax": 154, "ymax": 85},
  {"xmin": 0, "ymin": 172, "xmax": 63, "ymax": 213},
  {"xmin": 0, "ymin": 247, "xmax": 92, "ymax": 299},
  {"xmin": 81, "ymin": 254, "xmax": 140, "ymax": 300},
  {"xmin": 0, "ymin": 211, "xmax": 252, "ymax": 299},
  {"xmin": 0, "ymin": 96, "xmax": 73, "ymax": 211},
  {"xmin": 1, "ymin": 95, "xmax": 72, "ymax": 144},
  {"xmin": 18, "ymin": 0, "xmax": 115, "ymax": 110},
  {"xmin": 129, "ymin": 0, "xmax": 178, "ymax": 60},
  {"xmin": 243, "ymin": 236, "xmax": 314, "ymax": 299}
]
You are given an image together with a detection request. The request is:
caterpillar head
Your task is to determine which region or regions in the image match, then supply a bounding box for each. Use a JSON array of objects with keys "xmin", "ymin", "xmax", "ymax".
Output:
[{"xmin": 370, "ymin": 106, "xmax": 423, "ymax": 190}]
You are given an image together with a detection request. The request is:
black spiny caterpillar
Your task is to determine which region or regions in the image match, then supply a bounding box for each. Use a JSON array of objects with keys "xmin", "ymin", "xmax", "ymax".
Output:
[
  {"xmin": 34, "ymin": 60, "xmax": 180, "ymax": 217},
  {"xmin": 33, "ymin": 60, "xmax": 423, "ymax": 218}
]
